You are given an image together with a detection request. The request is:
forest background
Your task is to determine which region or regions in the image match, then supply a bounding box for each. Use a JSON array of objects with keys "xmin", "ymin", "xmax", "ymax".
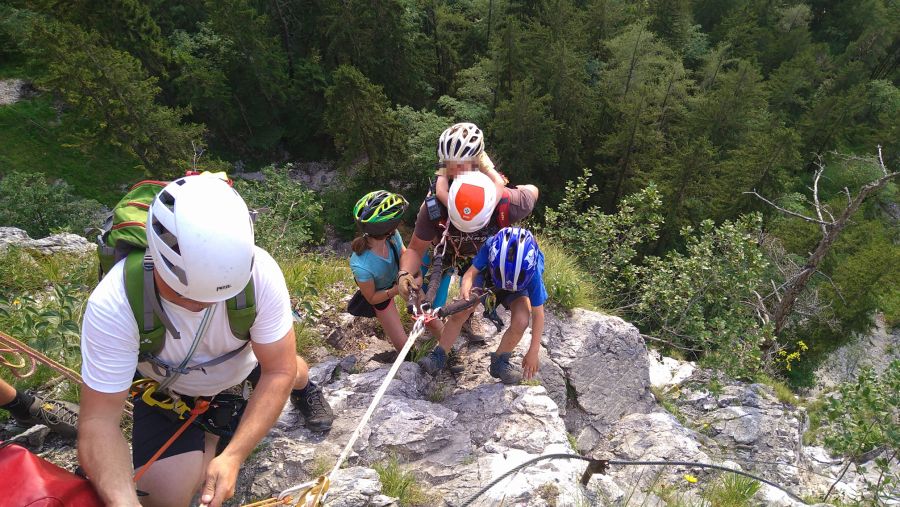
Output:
[{"xmin": 0, "ymin": 0, "xmax": 897, "ymax": 389}]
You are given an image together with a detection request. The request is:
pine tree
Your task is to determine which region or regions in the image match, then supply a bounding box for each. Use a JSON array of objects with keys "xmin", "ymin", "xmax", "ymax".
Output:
[
  {"xmin": 24, "ymin": 16, "xmax": 203, "ymax": 176},
  {"xmin": 491, "ymin": 78, "xmax": 559, "ymax": 182},
  {"xmin": 324, "ymin": 65, "xmax": 407, "ymax": 179}
]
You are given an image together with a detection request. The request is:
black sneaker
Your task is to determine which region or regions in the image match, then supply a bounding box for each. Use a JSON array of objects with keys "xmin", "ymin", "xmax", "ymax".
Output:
[
  {"xmin": 489, "ymin": 352, "xmax": 523, "ymax": 385},
  {"xmin": 291, "ymin": 384, "xmax": 334, "ymax": 432},
  {"xmin": 12, "ymin": 394, "xmax": 79, "ymax": 438},
  {"xmin": 417, "ymin": 346, "xmax": 447, "ymax": 375}
]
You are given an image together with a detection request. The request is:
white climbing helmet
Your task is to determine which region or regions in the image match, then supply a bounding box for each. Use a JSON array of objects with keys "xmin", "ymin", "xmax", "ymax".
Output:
[
  {"xmin": 437, "ymin": 122, "xmax": 485, "ymax": 162},
  {"xmin": 448, "ymin": 171, "xmax": 498, "ymax": 233},
  {"xmin": 146, "ymin": 174, "xmax": 255, "ymax": 303}
]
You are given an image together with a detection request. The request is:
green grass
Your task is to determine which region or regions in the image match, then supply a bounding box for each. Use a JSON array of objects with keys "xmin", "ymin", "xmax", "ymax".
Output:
[
  {"xmin": 278, "ymin": 253, "xmax": 353, "ymax": 356},
  {"xmin": 0, "ymin": 95, "xmax": 144, "ymax": 206},
  {"xmin": 538, "ymin": 237, "xmax": 599, "ymax": 312},
  {"xmin": 702, "ymin": 473, "xmax": 760, "ymax": 507},
  {"xmin": 372, "ymin": 455, "xmax": 430, "ymax": 506},
  {"xmin": 0, "ymin": 246, "xmax": 97, "ymax": 294},
  {"xmin": 755, "ymin": 373, "xmax": 799, "ymax": 406}
]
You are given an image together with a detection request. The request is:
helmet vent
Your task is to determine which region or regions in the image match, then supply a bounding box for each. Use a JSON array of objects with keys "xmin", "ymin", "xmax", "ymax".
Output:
[
  {"xmin": 160, "ymin": 253, "xmax": 187, "ymax": 285},
  {"xmin": 151, "ymin": 216, "xmax": 180, "ymax": 254},
  {"xmin": 158, "ymin": 190, "xmax": 176, "ymax": 211}
]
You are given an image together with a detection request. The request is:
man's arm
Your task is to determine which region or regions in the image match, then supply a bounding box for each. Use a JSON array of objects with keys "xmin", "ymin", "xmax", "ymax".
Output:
[
  {"xmin": 398, "ymin": 232, "xmax": 431, "ymax": 298},
  {"xmin": 460, "ymin": 265, "xmax": 479, "ymax": 301},
  {"xmin": 78, "ymin": 385, "xmax": 140, "ymax": 506},
  {"xmin": 199, "ymin": 328, "xmax": 297, "ymax": 507}
]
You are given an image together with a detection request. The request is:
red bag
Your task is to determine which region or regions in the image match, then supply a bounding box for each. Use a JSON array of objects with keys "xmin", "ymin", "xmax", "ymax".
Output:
[{"xmin": 0, "ymin": 441, "xmax": 103, "ymax": 507}]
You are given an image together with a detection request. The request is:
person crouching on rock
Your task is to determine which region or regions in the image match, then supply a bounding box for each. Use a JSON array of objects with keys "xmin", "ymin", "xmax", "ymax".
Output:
[
  {"xmin": 459, "ymin": 227, "xmax": 547, "ymax": 384},
  {"xmin": 348, "ymin": 191, "xmax": 415, "ymax": 351}
]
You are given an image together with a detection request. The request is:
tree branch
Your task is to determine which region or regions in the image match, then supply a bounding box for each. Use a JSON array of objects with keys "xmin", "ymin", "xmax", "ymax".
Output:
[
  {"xmin": 811, "ymin": 160, "xmax": 829, "ymax": 234},
  {"xmin": 744, "ymin": 190, "xmax": 831, "ymax": 225}
]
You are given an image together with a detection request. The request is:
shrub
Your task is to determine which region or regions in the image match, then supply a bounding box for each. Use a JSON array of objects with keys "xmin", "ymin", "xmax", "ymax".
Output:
[
  {"xmin": 0, "ymin": 171, "xmax": 104, "ymax": 237},
  {"xmin": 236, "ymin": 166, "xmax": 324, "ymax": 257},
  {"xmin": 632, "ymin": 214, "xmax": 770, "ymax": 378},
  {"xmin": 543, "ymin": 169, "xmax": 663, "ymax": 308},
  {"xmin": 821, "ymin": 361, "xmax": 900, "ymax": 504}
]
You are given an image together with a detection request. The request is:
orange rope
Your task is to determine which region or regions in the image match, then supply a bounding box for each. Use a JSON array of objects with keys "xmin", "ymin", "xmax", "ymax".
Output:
[
  {"xmin": 133, "ymin": 399, "xmax": 210, "ymax": 484},
  {"xmin": 0, "ymin": 330, "xmax": 83, "ymax": 385}
]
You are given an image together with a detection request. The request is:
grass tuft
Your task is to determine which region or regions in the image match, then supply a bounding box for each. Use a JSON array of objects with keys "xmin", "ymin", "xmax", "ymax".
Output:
[
  {"xmin": 373, "ymin": 455, "xmax": 430, "ymax": 506},
  {"xmin": 702, "ymin": 473, "xmax": 761, "ymax": 507}
]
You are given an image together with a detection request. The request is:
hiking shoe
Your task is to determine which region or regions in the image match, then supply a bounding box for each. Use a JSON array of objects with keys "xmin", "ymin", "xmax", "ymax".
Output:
[
  {"xmin": 12, "ymin": 394, "xmax": 79, "ymax": 438},
  {"xmin": 461, "ymin": 315, "xmax": 487, "ymax": 345},
  {"xmin": 489, "ymin": 352, "xmax": 523, "ymax": 385},
  {"xmin": 291, "ymin": 384, "xmax": 334, "ymax": 432},
  {"xmin": 418, "ymin": 346, "xmax": 447, "ymax": 375}
]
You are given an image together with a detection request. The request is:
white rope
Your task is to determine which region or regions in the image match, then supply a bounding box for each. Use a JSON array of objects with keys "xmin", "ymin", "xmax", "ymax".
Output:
[{"xmin": 276, "ymin": 316, "xmax": 429, "ymax": 503}]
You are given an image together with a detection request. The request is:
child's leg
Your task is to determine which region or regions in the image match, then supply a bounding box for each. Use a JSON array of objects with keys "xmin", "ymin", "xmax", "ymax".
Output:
[
  {"xmin": 495, "ymin": 297, "xmax": 532, "ymax": 354},
  {"xmin": 375, "ymin": 300, "xmax": 410, "ymax": 351},
  {"xmin": 437, "ymin": 304, "xmax": 477, "ymax": 352}
]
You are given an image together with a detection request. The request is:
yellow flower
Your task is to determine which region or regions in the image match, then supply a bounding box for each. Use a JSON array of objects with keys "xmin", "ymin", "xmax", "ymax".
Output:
[{"xmin": 684, "ymin": 474, "xmax": 698, "ymax": 484}]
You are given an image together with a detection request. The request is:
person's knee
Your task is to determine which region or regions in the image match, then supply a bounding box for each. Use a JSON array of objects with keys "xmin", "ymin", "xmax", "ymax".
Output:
[{"xmin": 510, "ymin": 302, "xmax": 531, "ymax": 332}]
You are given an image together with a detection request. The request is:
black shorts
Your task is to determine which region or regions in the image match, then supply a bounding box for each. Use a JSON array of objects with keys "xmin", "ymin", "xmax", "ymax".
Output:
[{"xmin": 132, "ymin": 366, "xmax": 261, "ymax": 469}]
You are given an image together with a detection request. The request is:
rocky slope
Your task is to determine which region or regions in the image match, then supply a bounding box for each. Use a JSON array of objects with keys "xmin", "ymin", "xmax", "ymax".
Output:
[
  {"xmin": 1, "ymin": 227, "xmax": 894, "ymax": 506},
  {"xmin": 232, "ymin": 307, "xmax": 896, "ymax": 506}
]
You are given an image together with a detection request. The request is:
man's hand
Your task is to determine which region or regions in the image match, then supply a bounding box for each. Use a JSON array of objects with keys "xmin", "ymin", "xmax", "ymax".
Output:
[
  {"xmin": 397, "ymin": 271, "xmax": 418, "ymax": 299},
  {"xmin": 199, "ymin": 454, "xmax": 241, "ymax": 507},
  {"xmin": 523, "ymin": 347, "xmax": 539, "ymax": 380}
]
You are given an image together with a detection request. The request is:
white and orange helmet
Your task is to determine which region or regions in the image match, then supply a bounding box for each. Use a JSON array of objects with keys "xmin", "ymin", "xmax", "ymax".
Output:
[{"xmin": 447, "ymin": 171, "xmax": 498, "ymax": 233}]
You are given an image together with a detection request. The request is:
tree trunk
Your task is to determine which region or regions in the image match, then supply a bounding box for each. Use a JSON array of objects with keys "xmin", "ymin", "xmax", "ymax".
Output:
[{"xmin": 772, "ymin": 170, "xmax": 899, "ymax": 334}]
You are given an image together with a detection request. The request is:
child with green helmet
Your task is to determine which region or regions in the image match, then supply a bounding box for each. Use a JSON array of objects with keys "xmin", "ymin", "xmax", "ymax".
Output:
[{"xmin": 348, "ymin": 191, "xmax": 413, "ymax": 351}]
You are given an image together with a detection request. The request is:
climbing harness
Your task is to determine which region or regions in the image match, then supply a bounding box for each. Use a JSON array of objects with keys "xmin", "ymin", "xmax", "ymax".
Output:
[{"xmin": 456, "ymin": 454, "xmax": 806, "ymax": 506}]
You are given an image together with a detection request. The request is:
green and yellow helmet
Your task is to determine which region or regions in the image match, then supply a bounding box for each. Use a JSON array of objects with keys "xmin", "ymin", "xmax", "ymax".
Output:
[{"xmin": 353, "ymin": 190, "xmax": 409, "ymax": 235}]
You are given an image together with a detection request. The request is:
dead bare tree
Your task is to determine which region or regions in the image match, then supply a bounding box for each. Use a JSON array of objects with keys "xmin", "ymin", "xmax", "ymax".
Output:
[{"xmin": 745, "ymin": 146, "xmax": 899, "ymax": 336}]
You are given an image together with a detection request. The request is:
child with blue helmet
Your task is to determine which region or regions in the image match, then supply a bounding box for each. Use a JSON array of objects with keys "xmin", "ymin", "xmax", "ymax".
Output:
[{"xmin": 460, "ymin": 227, "xmax": 547, "ymax": 384}]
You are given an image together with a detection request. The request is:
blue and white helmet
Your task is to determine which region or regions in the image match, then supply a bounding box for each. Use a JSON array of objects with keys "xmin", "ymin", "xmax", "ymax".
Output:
[{"xmin": 488, "ymin": 227, "xmax": 539, "ymax": 292}]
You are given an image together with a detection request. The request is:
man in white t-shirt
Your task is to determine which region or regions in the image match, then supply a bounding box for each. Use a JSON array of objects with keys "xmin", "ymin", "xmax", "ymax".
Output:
[{"xmin": 78, "ymin": 175, "xmax": 334, "ymax": 507}]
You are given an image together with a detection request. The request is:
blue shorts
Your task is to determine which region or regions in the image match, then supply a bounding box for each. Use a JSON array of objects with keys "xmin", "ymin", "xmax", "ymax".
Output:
[{"xmin": 474, "ymin": 273, "xmax": 528, "ymax": 309}]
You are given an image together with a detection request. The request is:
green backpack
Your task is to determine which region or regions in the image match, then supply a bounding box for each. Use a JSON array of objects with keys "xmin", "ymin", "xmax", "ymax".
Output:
[{"xmin": 96, "ymin": 179, "xmax": 257, "ymax": 359}]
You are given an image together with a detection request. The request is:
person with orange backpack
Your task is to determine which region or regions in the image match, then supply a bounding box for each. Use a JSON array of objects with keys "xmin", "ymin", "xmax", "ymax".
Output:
[
  {"xmin": 398, "ymin": 123, "xmax": 539, "ymax": 374},
  {"xmin": 78, "ymin": 174, "xmax": 333, "ymax": 507}
]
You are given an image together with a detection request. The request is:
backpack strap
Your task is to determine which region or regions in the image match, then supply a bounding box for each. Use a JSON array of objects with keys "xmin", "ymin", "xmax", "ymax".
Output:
[
  {"xmin": 124, "ymin": 251, "xmax": 256, "ymax": 359},
  {"xmin": 495, "ymin": 188, "xmax": 511, "ymax": 228},
  {"xmin": 225, "ymin": 280, "xmax": 256, "ymax": 341},
  {"xmin": 123, "ymin": 251, "xmax": 177, "ymax": 357}
]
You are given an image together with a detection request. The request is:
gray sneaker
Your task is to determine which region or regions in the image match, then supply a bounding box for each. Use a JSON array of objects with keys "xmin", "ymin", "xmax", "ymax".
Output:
[
  {"xmin": 461, "ymin": 315, "xmax": 487, "ymax": 345},
  {"xmin": 489, "ymin": 352, "xmax": 522, "ymax": 385},
  {"xmin": 418, "ymin": 346, "xmax": 447, "ymax": 375},
  {"xmin": 12, "ymin": 394, "xmax": 79, "ymax": 438}
]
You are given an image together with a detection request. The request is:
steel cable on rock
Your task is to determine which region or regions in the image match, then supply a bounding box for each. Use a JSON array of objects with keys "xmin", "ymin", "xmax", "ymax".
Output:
[{"xmin": 457, "ymin": 454, "xmax": 805, "ymax": 507}]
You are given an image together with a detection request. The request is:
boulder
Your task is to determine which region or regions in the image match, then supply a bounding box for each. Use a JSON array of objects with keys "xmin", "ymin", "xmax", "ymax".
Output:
[
  {"xmin": 0, "ymin": 227, "xmax": 94, "ymax": 255},
  {"xmin": 541, "ymin": 309, "xmax": 656, "ymax": 447}
]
